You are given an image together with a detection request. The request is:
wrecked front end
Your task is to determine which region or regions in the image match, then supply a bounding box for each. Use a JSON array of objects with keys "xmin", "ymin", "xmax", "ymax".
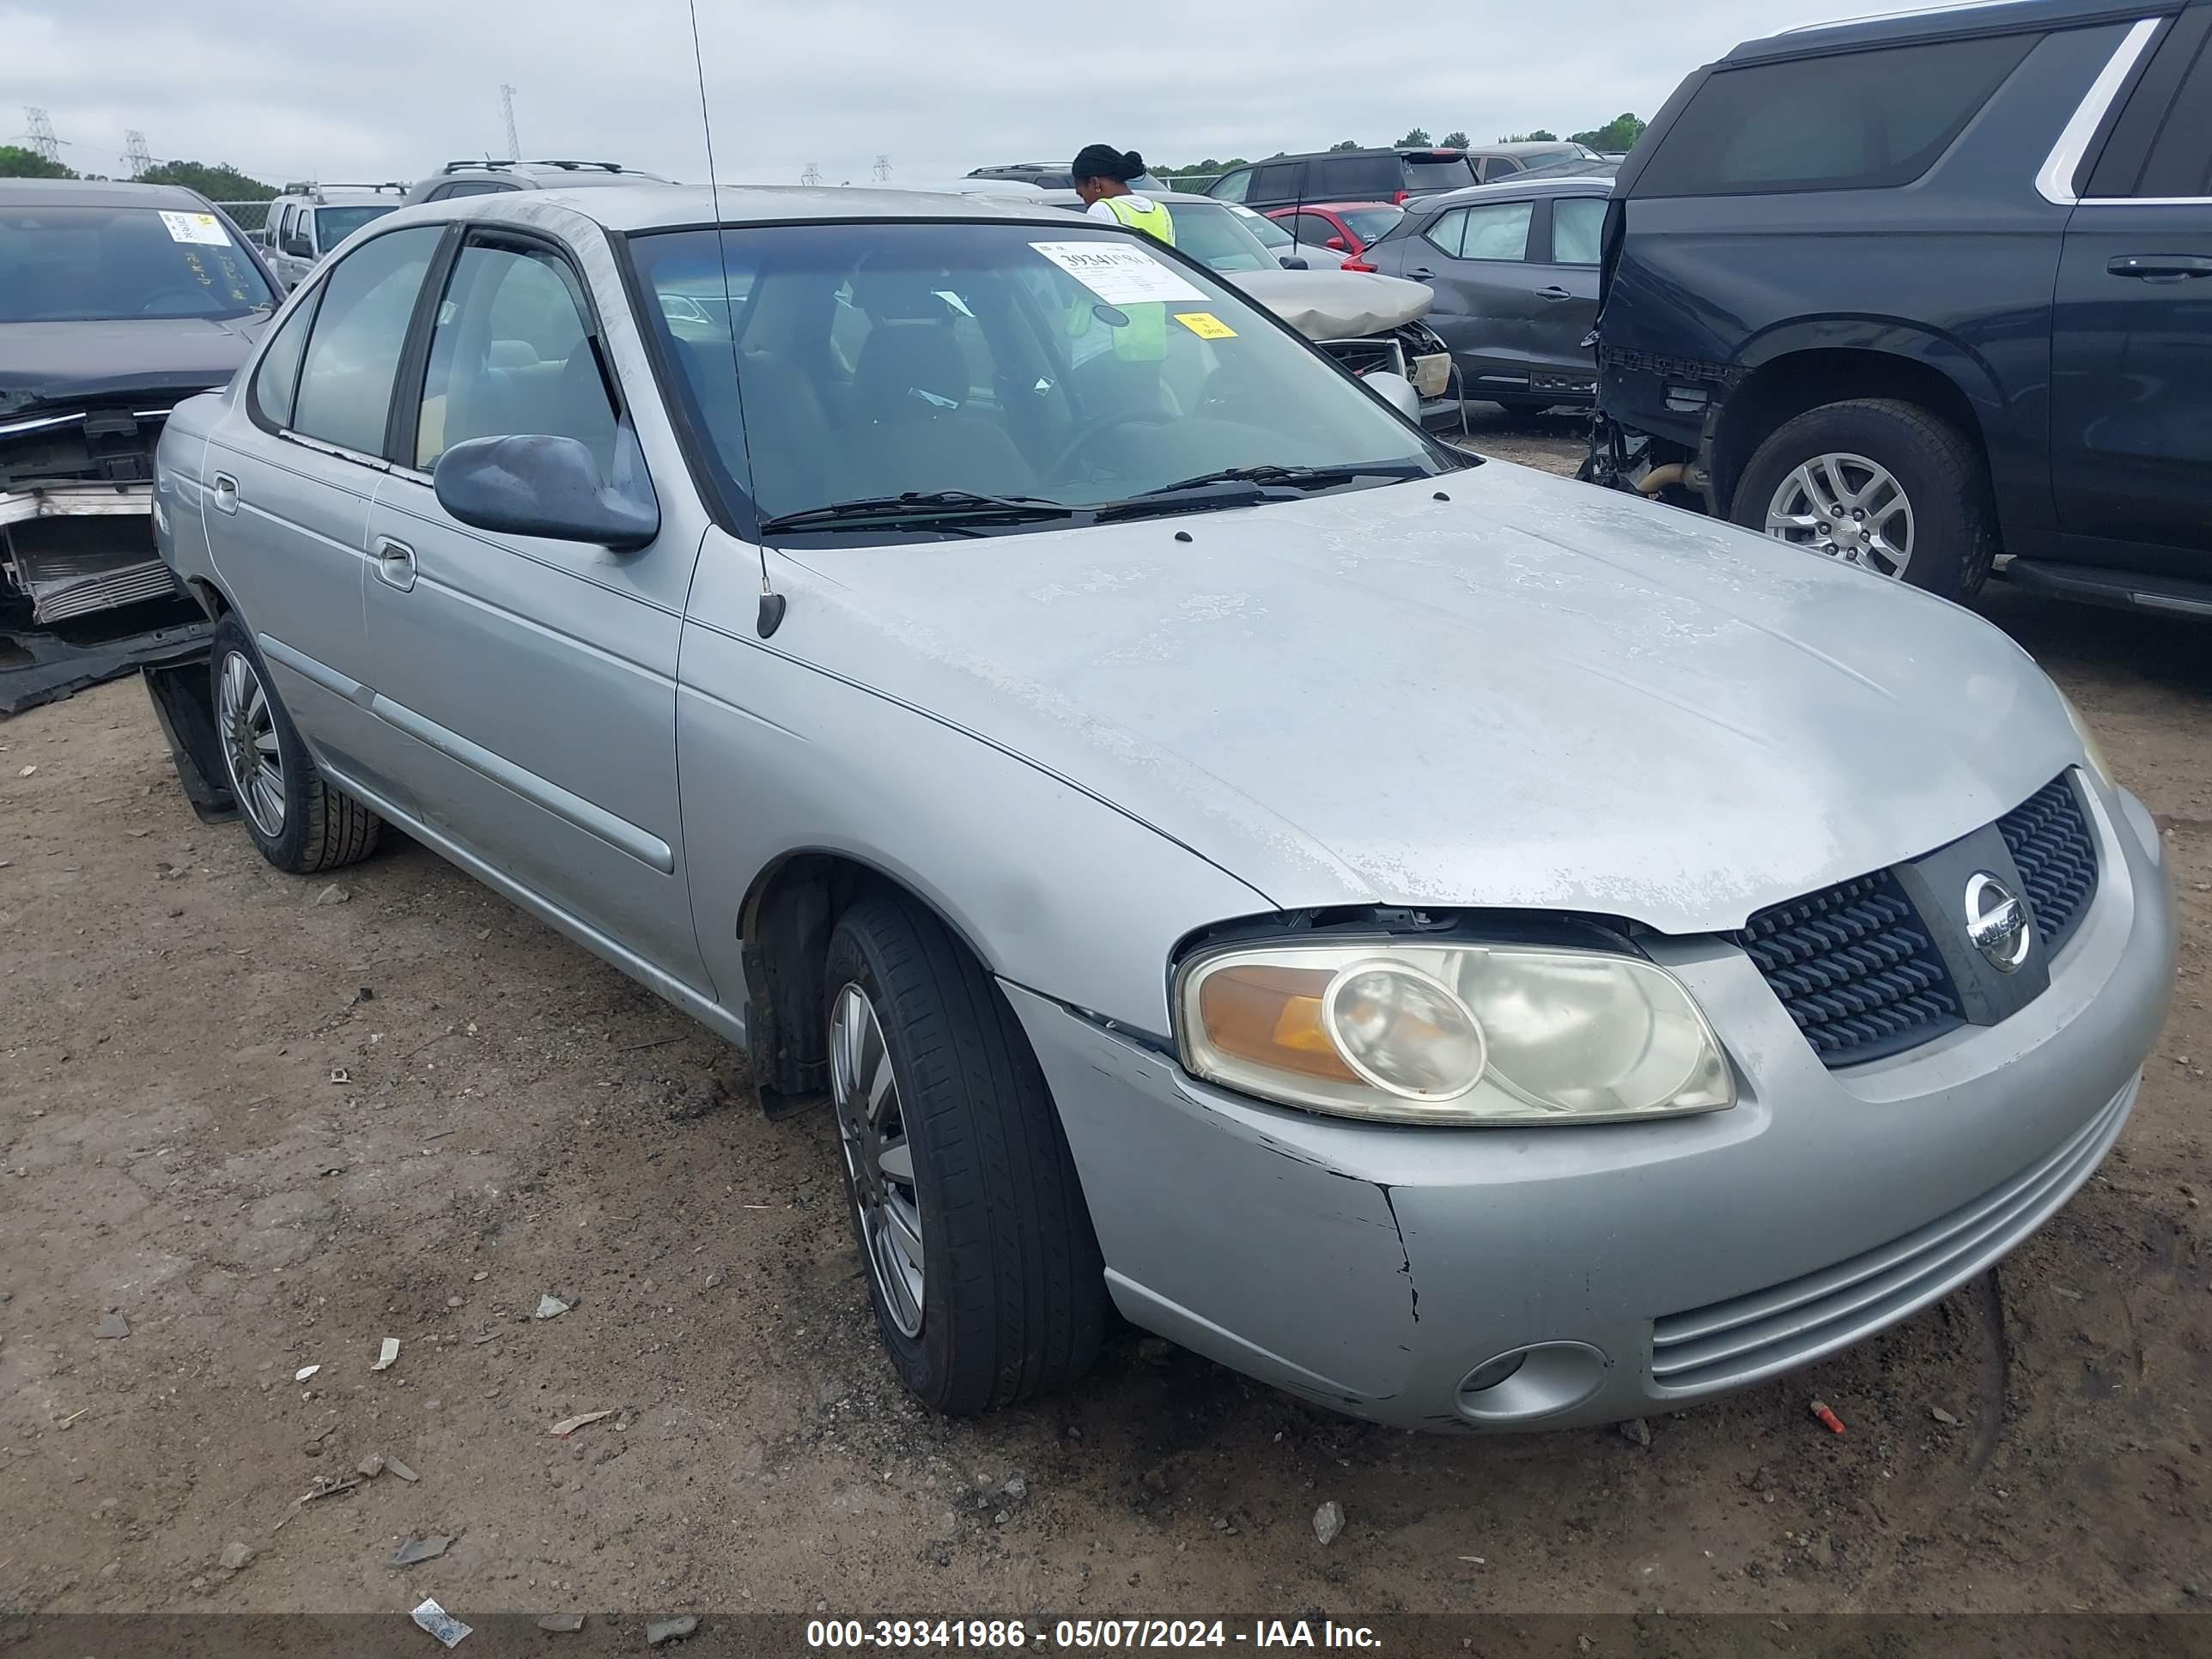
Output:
[
  {"xmin": 1579, "ymin": 344, "xmax": 1731, "ymax": 508},
  {"xmin": 1, "ymin": 398, "xmax": 211, "ymax": 714}
]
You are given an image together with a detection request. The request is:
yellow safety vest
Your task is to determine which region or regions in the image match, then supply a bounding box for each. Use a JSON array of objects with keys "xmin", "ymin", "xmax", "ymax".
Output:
[{"xmin": 1072, "ymin": 195, "xmax": 1176, "ymax": 362}]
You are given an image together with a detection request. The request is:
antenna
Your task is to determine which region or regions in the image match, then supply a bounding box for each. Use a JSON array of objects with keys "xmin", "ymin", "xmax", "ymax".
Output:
[
  {"xmin": 24, "ymin": 107, "xmax": 60, "ymax": 164},
  {"xmin": 684, "ymin": 0, "xmax": 779, "ymax": 635},
  {"xmin": 799, "ymin": 161, "xmax": 823, "ymax": 186},
  {"xmin": 500, "ymin": 84, "xmax": 520, "ymax": 162},
  {"xmin": 872, "ymin": 154, "xmax": 891, "ymax": 183},
  {"xmin": 123, "ymin": 130, "xmax": 153, "ymax": 179}
]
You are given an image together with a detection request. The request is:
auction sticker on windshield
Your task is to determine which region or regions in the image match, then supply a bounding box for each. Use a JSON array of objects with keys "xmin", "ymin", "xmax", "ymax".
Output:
[
  {"xmin": 1031, "ymin": 241, "xmax": 1206, "ymax": 306},
  {"xmin": 1174, "ymin": 312, "xmax": 1237, "ymax": 339},
  {"xmin": 159, "ymin": 211, "xmax": 230, "ymax": 246}
]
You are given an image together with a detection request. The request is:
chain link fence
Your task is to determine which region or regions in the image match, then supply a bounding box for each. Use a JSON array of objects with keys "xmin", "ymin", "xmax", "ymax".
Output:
[{"xmin": 211, "ymin": 199, "xmax": 271, "ymax": 234}]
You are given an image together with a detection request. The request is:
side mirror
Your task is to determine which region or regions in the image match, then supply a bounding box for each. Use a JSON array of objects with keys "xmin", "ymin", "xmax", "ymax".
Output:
[
  {"xmin": 1278, "ymin": 255, "xmax": 1310, "ymax": 270},
  {"xmin": 1362, "ymin": 371, "xmax": 1422, "ymax": 423},
  {"xmin": 433, "ymin": 430, "xmax": 659, "ymax": 550},
  {"xmin": 1325, "ymin": 236, "xmax": 1346, "ymax": 251}
]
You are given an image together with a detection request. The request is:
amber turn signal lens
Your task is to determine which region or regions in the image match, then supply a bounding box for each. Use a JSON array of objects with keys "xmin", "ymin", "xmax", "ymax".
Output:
[{"xmin": 1195, "ymin": 963, "xmax": 1359, "ymax": 1083}]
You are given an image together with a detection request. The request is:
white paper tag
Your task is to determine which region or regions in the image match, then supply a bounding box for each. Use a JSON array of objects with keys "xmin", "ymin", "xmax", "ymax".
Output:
[
  {"xmin": 158, "ymin": 211, "xmax": 230, "ymax": 246},
  {"xmin": 1030, "ymin": 240, "xmax": 1206, "ymax": 307}
]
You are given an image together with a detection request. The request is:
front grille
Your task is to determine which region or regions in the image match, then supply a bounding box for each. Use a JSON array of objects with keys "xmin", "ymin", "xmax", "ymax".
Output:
[
  {"xmin": 1650, "ymin": 1076, "xmax": 2133, "ymax": 1393},
  {"xmin": 1997, "ymin": 775, "xmax": 2098, "ymax": 958},
  {"xmin": 1729, "ymin": 872, "xmax": 1962, "ymax": 1066}
]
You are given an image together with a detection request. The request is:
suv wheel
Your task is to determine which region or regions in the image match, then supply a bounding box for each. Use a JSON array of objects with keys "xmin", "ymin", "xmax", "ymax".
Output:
[
  {"xmin": 1730, "ymin": 398, "xmax": 1994, "ymax": 602},
  {"xmin": 210, "ymin": 612, "xmax": 383, "ymax": 874},
  {"xmin": 823, "ymin": 890, "xmax": 1105, "ymax": 1413}
]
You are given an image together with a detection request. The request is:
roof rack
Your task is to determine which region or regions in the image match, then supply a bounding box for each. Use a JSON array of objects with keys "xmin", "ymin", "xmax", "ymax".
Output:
[{"xmin": 438, "ymin": 158, "xmax": 630, "ymax": 175}]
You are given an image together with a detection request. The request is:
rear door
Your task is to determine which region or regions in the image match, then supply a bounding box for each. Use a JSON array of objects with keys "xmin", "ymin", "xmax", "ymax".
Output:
[
  {"xmin": 1245, "ymin": 160, "xmax": 1307, "ymax": 210},
  {"xmin": 2051, "ymin": 7, "xmax": 2212, "ymax": 573},
  {"xmin": 1376, "ymin": 198, "xmax": 1545, "ymax": 399},
  {"xmin": 203, "ymin": 224, "xmax": 445, "ymax": 804}
]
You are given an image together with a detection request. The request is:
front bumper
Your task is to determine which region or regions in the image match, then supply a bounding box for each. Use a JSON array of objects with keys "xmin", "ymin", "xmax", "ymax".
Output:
[{"xmin": 1008, "ymin": 778, "xmax": 2175, "ymax": 1431}]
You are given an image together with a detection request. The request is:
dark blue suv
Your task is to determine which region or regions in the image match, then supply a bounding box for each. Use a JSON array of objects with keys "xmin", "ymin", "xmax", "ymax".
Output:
[{"xmin": 1588, "ymin": 0, "xmax": 2212, "ymax": 615}]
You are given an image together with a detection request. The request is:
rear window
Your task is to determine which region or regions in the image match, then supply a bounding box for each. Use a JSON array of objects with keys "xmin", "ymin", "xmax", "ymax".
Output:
[
  {"xmin": 1634, "ymin": 33, "xmax": 2036, "ymax": 196},
  {"xmin": 1401, "ymin": 155, "xmax": 1477, "ymax": 192},
  {"xmin": 1311, "ymin": 155, "xmax": 1399, "ymax": 197}
]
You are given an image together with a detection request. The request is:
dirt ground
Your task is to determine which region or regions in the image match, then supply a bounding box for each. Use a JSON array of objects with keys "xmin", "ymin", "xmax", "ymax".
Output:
[{"xmin": 2, "ymin": 414, "xmax": 2208, "ymax": 1628}]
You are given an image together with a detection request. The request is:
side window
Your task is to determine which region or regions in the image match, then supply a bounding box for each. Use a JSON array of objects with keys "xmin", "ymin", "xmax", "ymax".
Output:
[
  {"xmin": 1421, "ymin": 208, "xmax": 1468, "ymax": 258},
  {"xmin": 1209, "ymin": 169, "xmax": 1251, "ymax": 204},
  {"xmin": 1482, "ymin": 157, "xmax": 1523, "ymax": 183},
  {"xmin": 1312, "ymin": 155, "xmax": 1395, "ymax": 197},
  {"xmin": 2133, "ymin": 30, "xmax": 2212, "ymax": 197},
  {"xmin": 1251, "ymin": 161, "xmax": 1304, "ymax": 202},
  {"xmin": 249, "ymin": 291, "xmax": 317, "ymax": 429},
  {"xmin": 413, "ymin": 237, "xmax": 617, "ymax": 472},
  {"xmin": 1635, "ymin": 33, "xmax": 2037, "ymax": 195},
  {"xmin": 1293, "ymin": 212, "xmax": 1339, "ymax": 246},
  {"xmin": 434, "ymin": 180, "xmax": 514, "ymax": 201},
  {"xmin": 1549, "ymin": 197, "xmax": 1607, "ymax": 264},
  {"xmin": 281, "ymin": 204, "xmax": 313, "ymax": 258},
  {"xmin": 2083, "ymin": 11, "xmax": 2212, "ymax": 198},
  {"xmin": 1460, "ymin": 200, "xmax": 1535, "ymax": 260},
  {"xmin": 290, "ymin": 226, "xmax": 441, "ymax": 457}
]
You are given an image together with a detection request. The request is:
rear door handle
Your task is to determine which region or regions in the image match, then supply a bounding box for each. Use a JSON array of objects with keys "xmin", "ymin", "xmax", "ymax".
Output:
[
  {"xmin": 210, "ymin": 473, "xmax": 239, "ymax": 514},
  {"xmin": 2108, "ymin": 254, "xmax": 2212, "ymax": 280},
  {"xmin": 1407, "ymin": 266, "xmax": 1435, "ymax": 281},
  {"xmin": 373, "ymin": 537, "xmax": 416, "ymax": 592},
  {"xmin": 1536, "ymin": 285, "xmax": 1575, "ymax": 301}
]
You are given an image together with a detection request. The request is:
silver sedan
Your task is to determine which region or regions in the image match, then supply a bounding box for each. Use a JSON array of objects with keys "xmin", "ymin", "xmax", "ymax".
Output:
[{"xmin": 151, "ymin": 184, "xmax": 2175, "ymax": 1431}]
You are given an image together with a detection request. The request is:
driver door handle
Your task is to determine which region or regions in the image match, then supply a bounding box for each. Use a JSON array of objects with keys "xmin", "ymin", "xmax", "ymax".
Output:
[
  {"xmin": 1407, "ymin": 266, "xmax": 1436, "ymax": 281},
  {"xmin": 2108, "ymin": 254, "xmax": 2212, "ymax": 279},
  {"xmin": 373, "ymin": 537, "xmax": 416, "ymax": 592},
  {"xmin": 1536, "ymin": 285, "xmax": 1574, "ymax": 301},
  {"xmin": 209, "ymin": 473, "xmax": 239, "ymax": 514}
]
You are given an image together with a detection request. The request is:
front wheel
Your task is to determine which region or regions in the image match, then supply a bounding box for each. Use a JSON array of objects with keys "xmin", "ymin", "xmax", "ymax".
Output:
[
  {"xmin": 1729, "ymin": 398, "xmax": 1995, "ymax": 602},
  {"xmin": 823, "ymin": 890, "xmax": 1105, "ymax": 1414},
  {"xmin": 210, "ymin": 612, "xmax": 382, "ymax": 874}
]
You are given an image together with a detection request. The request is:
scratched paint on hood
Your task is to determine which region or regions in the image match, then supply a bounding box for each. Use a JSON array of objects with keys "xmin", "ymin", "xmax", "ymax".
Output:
[{"xmin": 769, "ymin": 458, "xmax": 2074, "ymax": 934}]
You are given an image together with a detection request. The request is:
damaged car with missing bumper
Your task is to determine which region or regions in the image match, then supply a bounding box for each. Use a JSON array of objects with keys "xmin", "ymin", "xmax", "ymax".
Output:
[
  {"xmin": 152, "ymin": 185, "xmax": 2173, "ymax": 1431},
  {"xmin": 2, "ymin": 179, "xmax": 278, "ymax": 712}
]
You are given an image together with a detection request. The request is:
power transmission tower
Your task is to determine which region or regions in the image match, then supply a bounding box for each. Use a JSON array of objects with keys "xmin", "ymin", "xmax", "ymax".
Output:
[
  {"xmin": 500, "ymin": 84, "xmax": 520, "ymax": 161},
  {"xmin": 123, "ymin": 130, "xmax": 153, "ymax": 179},
  {"xmin": 872, "ymin": 154, "xmax": 891, "ymax": 182},
  {"xmin": 24, "ymin": 107, "xmax": 60, "ymax": 164},
  {"xmin": 799, "ymin": 161, "xmax": 823, "ymax": 185}
]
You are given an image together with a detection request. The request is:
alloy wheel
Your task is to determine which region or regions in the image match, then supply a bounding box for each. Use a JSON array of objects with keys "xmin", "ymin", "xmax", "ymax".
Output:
[
  {"xmin": 830, "ymin": 982, "xmax": 925, "ymax": 1337},
  {"xmin": 216, "ymin": 649, "xmax": 286, "ymax": 837},
  {"xmin": 1764, "ymin": 451, "xmax": 1915, "ymax": 579}
]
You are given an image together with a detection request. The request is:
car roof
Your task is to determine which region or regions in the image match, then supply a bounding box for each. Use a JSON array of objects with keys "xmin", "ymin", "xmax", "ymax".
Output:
[
  {"xmin": 1414, "ymin": 173, "xmax": 1619, "ymax": 210},
  {"xmin": 428, "ymin": 161, "xmax": 673, "ymax": 187},
  {"xmin": 387, "ymin": 184, "xmax": 1101, "ymax": 235},
  {"xmin": 1468, "ymin": 142, "xmax": 1585, "ymax": 156},
  {"xmin": 0, "ymin": 177, "xmax": 216, "ymax": 211},
  {"xmin": 1267, "ymin": 200, "xmax": 1402, "ymax": 214},
  {"xmin": 278, "ymin": 186, "xmax": 406, "ymax": 204},
  {"xmin": 1727, "ymin": 0, "xmax": 2185, "ymax": 62}
]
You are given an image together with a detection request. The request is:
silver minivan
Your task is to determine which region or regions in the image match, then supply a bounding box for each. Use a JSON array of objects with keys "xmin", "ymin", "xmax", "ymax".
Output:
[{"xmin": 150, "ymin": 185, "xmax": 2175, "ymax": 1431}]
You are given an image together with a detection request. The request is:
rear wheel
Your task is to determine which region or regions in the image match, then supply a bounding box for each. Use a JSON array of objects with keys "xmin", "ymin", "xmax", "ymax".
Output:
[
  {"xmin": 210, "ymin": 612, "xmax": 381, "ymax": 875},
  {"xmin": 1730, "ymin": 398, "xmax": 1995, "ymax": 601},
  {"xmin": 823, "ymin": 890, "xmax": 1105, "ymax": 1413}
]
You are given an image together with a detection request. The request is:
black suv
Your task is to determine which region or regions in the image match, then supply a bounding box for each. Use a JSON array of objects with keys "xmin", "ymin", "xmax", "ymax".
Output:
[
  {"xmin": 1206, "ymin": 148, "xmax": 1478, "ymax": 209},
  {"xmin": 1589, "ymin": 0, "xmax": 2212, "ymax": 614}
]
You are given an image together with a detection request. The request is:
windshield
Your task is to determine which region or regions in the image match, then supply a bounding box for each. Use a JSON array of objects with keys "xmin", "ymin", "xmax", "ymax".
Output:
[
  {"xmin": 629, "ymin": 219, "xmax": 1444, "ymax": 535},
  {"xmin": 1155, "ymin": 200, "xmax": 1276, "ymax": 274},
  {"xmin": 314, "ymin": 204, "xmax": 397, "ymax": 246},
  {"xmin": 0, "ymin": 204, "xmax": 274, "ymax": 323},
  {"xmin": 1232, "ymin": 207, "xmax": 1293, "ymax": 249},
  {"xmin": 1341, "ymin": 206, "xmax": 1404, "ymax": 243}
]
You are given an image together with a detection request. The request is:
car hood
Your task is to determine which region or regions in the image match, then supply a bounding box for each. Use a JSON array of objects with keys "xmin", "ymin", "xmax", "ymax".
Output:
[
  {"xmin": 771, "ymin": 460, "xmax": 2078, "ymax": 934},
  {"xmin": 0, "ymin": 315, "xmax": 268, "ymax": 419},
  {"xmin": 1230, "ymin": 269, "xmax": 1432, "ymax": 340}
]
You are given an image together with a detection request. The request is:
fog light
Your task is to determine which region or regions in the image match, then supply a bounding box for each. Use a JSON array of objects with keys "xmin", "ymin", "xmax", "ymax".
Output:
[{"xmin": 1460, "ymin": 1351, "xmax": 1528, "ymax": 1394}]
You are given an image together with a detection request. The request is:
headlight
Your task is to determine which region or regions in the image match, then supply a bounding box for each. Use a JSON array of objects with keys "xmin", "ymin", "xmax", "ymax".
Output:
[
  {"xmin": 2055, "ymin": 687, "xmax": 2116, "ymax": 791},
  {"xmin": 1176, "ymin": 940, "xmax": 1735, "ymax": 1126}
]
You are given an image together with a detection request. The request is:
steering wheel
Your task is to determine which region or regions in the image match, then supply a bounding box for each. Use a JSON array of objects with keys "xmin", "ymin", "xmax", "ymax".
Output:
[
  {"xmin": 1045, "ymin": 407, "xmax": 1173, "ymax": 479},
  {"xmin": 139, "ymin": 288, "xmax": 213, "ymax": 316}
]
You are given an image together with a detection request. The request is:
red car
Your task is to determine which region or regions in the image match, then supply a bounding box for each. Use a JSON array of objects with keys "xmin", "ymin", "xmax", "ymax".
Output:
[{"xmin": 1263, "ymin": 202, "xmax": 1406, "ymax": 273}]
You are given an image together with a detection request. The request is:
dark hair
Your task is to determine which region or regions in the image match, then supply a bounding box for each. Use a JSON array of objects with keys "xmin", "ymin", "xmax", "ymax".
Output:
[{"xmin": 1071, "ymin": 145, "xmax": 1146, "ymax": 185}]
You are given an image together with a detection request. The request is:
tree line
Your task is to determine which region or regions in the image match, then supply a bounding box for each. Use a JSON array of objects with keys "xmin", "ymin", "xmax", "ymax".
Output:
[
  {"xmin": 1159, "ymin": 113, "xmax": 1646, "ymax": 184},
  {"xmin": 0, "ymin": 149, "xmax": 277, "ymax": 200}
]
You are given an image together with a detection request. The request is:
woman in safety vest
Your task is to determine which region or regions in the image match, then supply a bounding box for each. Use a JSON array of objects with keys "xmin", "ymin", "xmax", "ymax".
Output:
[{"xmin": 1070, "ymin": 146, "xmax": 1174, "ymax": 245}]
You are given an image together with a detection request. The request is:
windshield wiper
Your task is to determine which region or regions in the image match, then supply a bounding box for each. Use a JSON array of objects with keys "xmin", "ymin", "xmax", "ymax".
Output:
[
  {"xmin": 758, "ymin": 489, "xmax": 1080, "ymax": 535},
  {"xmin": 1130, "ymin": 461, "xmax": 1435, "ymax": 498}
]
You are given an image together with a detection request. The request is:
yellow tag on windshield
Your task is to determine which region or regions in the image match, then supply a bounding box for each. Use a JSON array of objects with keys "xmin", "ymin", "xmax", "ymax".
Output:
[{"xmin": 1174, "ymin": 312, "xmax": 1237, "ymax": 340}]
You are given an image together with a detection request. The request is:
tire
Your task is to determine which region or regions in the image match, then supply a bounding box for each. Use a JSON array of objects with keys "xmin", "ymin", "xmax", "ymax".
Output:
[
  {"xmin": 209, "ymin": 612, "xmax": 382, "ymax": 875},
  {"xmin": 823, "ymin": 890, "xmax": 1105, "ymax": 1413},
  {"xmin": 1729, "ymin": 398, "xmax": 1995, "ymax": 602}
]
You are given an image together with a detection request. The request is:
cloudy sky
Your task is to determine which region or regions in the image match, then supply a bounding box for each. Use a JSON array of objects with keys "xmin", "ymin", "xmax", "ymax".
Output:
[{"xmin": 11, "ymin": 0, "xmax": 1855, "ymax": 190}]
